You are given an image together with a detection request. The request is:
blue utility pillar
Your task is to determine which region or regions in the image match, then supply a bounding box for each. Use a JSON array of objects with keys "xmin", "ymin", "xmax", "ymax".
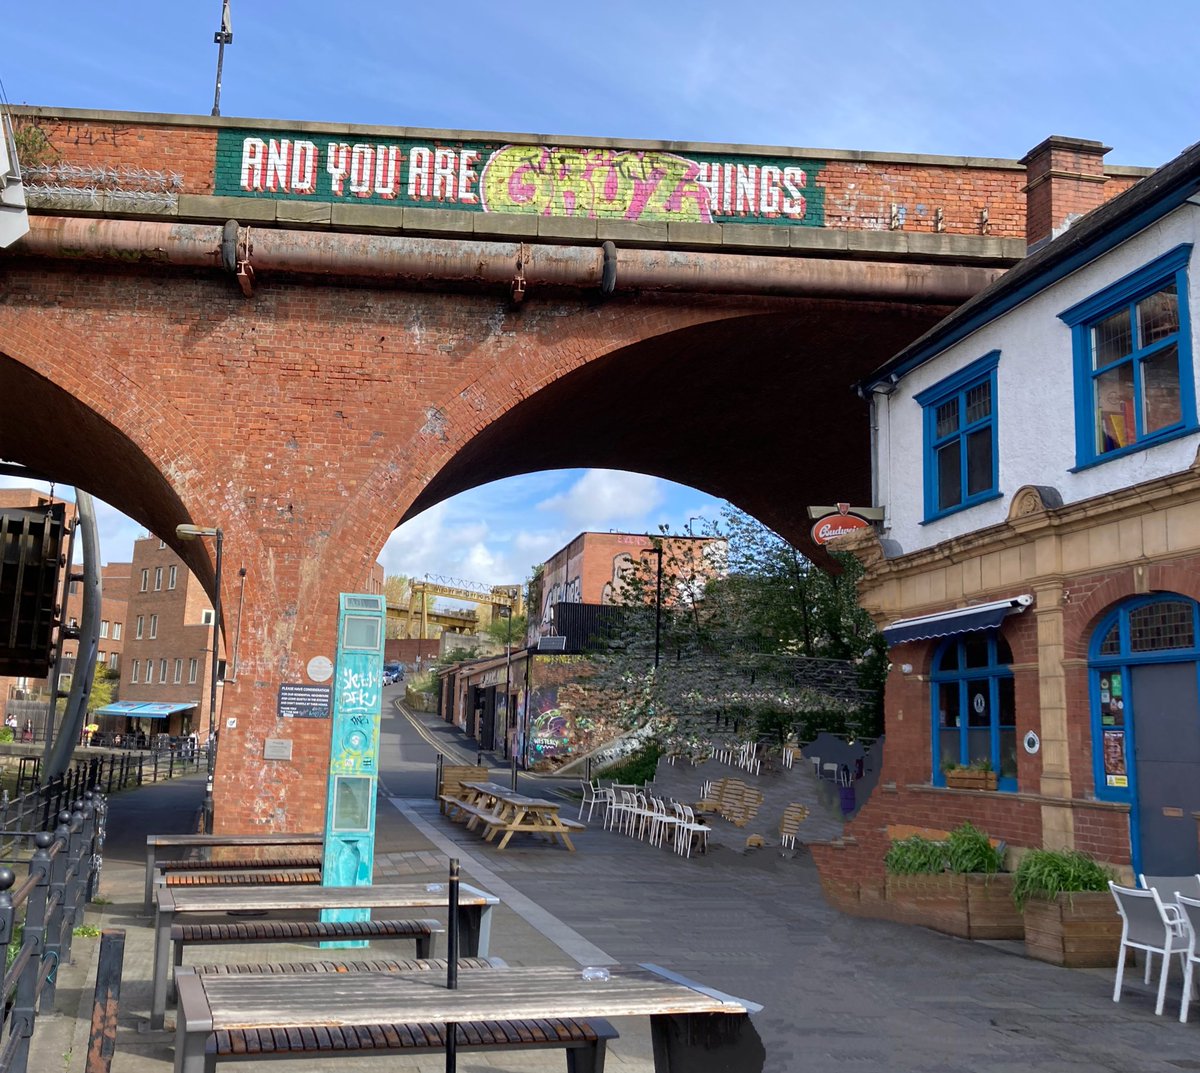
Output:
[{"xmin": 320, "ymin": 593, "xmax": 385, "ymax": 947}]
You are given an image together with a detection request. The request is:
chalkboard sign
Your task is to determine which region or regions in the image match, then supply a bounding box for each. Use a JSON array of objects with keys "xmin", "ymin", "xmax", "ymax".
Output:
[{"xmin": 277, "ymin": 683, "xmax": 332, "ymax": 720}]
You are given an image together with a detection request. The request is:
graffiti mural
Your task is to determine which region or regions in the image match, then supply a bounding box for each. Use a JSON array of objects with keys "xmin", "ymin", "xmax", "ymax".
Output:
[{"xmin": 214, "ymin": 130, "xmax": 826, "ymax": 227}]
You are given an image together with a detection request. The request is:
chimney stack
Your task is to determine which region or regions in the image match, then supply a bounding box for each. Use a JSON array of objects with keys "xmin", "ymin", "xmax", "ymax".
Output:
[{"xmin": 1020, "ymin": 136, "xmax": 1111, "ymax": 253}]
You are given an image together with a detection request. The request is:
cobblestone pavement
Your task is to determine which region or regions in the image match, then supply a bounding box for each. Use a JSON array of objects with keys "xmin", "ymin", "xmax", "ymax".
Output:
[{"xmin": 26, "ymin": 694, "xmax": 1200, "ymax": 1073}]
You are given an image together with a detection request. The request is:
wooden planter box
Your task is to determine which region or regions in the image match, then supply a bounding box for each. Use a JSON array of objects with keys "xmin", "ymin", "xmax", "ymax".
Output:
[
  {"xmin": 885, "ymin": 873, "xmax": 1023, "ymax": 940},
  {"xmin": 1022, "ymin": 891, "xmax": 1122, "ymax": 967},
  {"xmin": 944, "ymin": 769, "xmax": 998, "ymax": 791}
]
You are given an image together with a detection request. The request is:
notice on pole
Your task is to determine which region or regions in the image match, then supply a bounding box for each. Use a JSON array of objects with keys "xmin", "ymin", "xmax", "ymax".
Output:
[{"xmin": 277, "ymin": 683, "xmax": 333, "ymax": 720}]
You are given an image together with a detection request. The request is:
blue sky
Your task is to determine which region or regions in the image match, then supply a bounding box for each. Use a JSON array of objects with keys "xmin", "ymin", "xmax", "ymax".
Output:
[{"xmin": 2, "ymin": 2, "xmax": 1198, "ymax": 590}]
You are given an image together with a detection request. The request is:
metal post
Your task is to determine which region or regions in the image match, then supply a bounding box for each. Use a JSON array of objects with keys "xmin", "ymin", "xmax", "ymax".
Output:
[
  {"xmin": 652, "ymin": 542, "xmax": 663, "ymax": 669},
  {"xmin": 211, "ymin": 1, "xmax": 233, "ymax": 117},
  {"xmin": 446, "ymin": 857, "xmax": 459, "ymax": 1073},
  {"xmin": 206, "ymin": 529, "xmax": 222, "ymax": 832}
]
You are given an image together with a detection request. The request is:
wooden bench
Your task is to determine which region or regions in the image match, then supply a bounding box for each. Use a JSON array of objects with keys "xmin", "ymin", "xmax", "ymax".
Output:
[
  {"xmin": 171, "ymin": 919, "xmax": 443, "ymax": 975},
  {"xmin": 145, "ymin": 833, "xmax": 324, "ymax": 912},
  {"xmin": 697, "ymin": 778, "xmax": 764, "ymax": 828},
  {"xmin": 195, "ymin": 1009, "xmax": 617, "ymax": 1072},
  {"xmin": 437, "ymin": 765, "xmax": 488, "ymax": 814},
  {"xmin": 161, "ymin": 869, "xmax": 322, "ymax": 889},
  {"xmin": 187, "ymin": 956, "xmax": 500, "ymax": 977}
]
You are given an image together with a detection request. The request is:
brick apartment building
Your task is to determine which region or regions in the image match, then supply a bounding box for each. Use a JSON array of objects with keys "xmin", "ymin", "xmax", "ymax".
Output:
[{"xmin": 110, "ymin": 536, "xmax": 218, "ymax": 743}]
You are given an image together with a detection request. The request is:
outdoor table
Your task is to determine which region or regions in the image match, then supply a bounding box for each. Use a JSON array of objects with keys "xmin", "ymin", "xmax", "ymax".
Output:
[
  {"xmin": 173, "ymin": 963, "xmax": 762, "ymax": 1073},
  {"xmin": 151, "ymin": 880, "xmax": 499, "ymax": 1030},
  {"xmin": 453, "ymin": 781, "xmax": 582, "ymax": 851}
]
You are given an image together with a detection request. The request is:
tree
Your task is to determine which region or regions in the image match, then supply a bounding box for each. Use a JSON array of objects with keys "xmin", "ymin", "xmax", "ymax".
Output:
[
  {"xmin": 483, "ymin": 612, "xmax": 527, "ymax": 648},
  {"xmin": 576, "ymin": 509, "xmax": 886, "ymax": 755}
]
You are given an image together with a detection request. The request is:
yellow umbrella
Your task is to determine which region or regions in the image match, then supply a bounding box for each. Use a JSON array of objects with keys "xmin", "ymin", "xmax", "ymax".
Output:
[{"xmin": 85, "ymin": 723, "xmax": 100, "ymax": 732}]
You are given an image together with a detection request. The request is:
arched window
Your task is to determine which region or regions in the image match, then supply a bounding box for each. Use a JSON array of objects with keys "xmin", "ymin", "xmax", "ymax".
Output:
[{"xmin": 931, "ymin": 631, "xmax": 1017, "ymax": 791}]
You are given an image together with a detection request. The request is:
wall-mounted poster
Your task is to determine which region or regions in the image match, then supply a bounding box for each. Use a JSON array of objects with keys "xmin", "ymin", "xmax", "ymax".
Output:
[
  {"xmin": 1099, "ymin": 672, "xmax": 1125, "ymax": 727},
  {"xmin": 1103, "ymin": 728, "xmax": 1128, "ymax": 788}
]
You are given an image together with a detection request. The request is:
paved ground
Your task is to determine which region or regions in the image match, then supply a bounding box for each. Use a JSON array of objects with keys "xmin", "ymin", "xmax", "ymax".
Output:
[{"xmin": 26, "ymin": 693, "xmax": 1200, "ymax": 1073}]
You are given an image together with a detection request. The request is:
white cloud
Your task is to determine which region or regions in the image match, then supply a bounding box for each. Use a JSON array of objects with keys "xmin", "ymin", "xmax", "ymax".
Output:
[{"xmin": 537, "ymin": 470, "xmax": 665, "ymax": 530}]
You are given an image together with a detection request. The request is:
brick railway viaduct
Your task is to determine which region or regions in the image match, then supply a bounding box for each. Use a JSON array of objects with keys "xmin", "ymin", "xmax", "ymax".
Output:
[{"xmin": 0, "ymin": 108, "xmax": 1147, "ymax": 831}]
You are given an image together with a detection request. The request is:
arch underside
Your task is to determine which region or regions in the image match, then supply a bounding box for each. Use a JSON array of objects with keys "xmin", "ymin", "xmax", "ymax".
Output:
[{"xmin": 405, "ymin": 300, "xmax": 952, "ymax": 552}]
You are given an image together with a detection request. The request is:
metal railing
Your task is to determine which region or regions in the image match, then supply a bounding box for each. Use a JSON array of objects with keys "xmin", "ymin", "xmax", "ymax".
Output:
[
  {"xmin": 0, "ymin": 791, "xmax": 106, "ymax": 1073},
  {"xmin": 0, "ymin": 752, "xmax": 200, "ymax": 863}
]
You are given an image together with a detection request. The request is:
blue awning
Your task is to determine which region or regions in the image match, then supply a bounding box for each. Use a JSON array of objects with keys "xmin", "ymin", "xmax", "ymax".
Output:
[
  {"xmin": 93, "ymin": 702, "xmax": 196, "ymax": 720},
  {"xmin": 882, "ymin": 596, "xmax": 1033, "ymax": 646}
]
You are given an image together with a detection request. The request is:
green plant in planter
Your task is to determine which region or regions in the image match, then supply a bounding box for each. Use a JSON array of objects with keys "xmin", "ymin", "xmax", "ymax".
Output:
[
  {"xmin": 946, "ymin": 822, "xmax": 1004, "ymax": 874},
  {"xmin": 1011, "ymin": 848, "xmax": 1114, "ymax": 909},
  {"xmin": 884, "ymin": 835, "xmax": 947, "ymax": 875}
]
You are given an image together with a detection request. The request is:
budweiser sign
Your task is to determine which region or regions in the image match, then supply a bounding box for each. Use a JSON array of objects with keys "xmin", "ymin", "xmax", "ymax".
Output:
[{"xmin": 809, "ymin": 503, "xmax": 876, "ymax": 546}]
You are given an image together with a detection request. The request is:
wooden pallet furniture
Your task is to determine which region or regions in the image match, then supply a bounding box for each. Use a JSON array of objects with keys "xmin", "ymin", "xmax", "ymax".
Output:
[
  {"xmin": 151, "ymin": 881, "xmax": 499, "ymax": 1030},
  {"xmin": 174, "ymin": 963, "xmax": 761, "ymax": 1073},
  {"xmin": 696, "ymin": 778, "xmax": 765, "ymax": 828},
  {"xmin": 437, "ymin": 765, "xmax": 488, "ymax": 814},
  {"xmin": 144, "ymin": 833, "xmax": 324, "ymax": 912},
  {"xmin": 779, "ymin": 804, "xmax": 810, "ymax": 849}
]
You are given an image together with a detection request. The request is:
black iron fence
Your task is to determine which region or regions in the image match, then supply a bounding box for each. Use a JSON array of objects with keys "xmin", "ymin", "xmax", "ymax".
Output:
[
  {"xmin": 0, "ymin": 791, "xmax": 106, "ymax": 1073},
  {"xmin": 2, "ymin": 752, "xmax": 201, "ymax": 862}
]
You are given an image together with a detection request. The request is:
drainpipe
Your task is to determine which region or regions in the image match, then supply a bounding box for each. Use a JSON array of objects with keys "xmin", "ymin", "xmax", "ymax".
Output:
[{"xmin": 11, "ymin": 216, "xmax": 1007, "ymax": 303}]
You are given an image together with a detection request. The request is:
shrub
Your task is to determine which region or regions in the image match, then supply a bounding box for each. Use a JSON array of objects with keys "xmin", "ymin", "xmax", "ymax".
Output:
[
  {"xmin": 597, "ymin": 743, "xmax": 663, "ymax": 786},
  {"xmin": 1011, "ymin": 849, "xmax": 1114, "ymax": 909},
  {"xmin": 0, "ymin": 727, "xmax": 13, "ymax": 744},
  {"xmin": 945, "ymin": 822, "xmax": 1003, "ymax": 874},
  {"xmin": 884, "ymin": 835, "xmax": 947, "ymax": 875}
]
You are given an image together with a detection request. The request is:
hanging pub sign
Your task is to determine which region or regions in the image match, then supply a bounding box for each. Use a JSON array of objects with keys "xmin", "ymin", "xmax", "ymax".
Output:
[{"xmin": 806, "ymin": 504, "xmax": 883, "ymax": 546}]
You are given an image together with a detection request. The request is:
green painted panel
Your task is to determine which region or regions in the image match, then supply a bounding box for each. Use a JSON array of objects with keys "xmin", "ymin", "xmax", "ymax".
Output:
[{"xmin": 214, "ymin": 129, "xmax": 826, "ymax": 227}]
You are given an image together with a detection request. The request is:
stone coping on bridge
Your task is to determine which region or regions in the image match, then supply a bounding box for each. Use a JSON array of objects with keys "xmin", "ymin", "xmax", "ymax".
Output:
[{"xmin": 10, "ymin": 104, "xmax": 1153, "ymax": 177}]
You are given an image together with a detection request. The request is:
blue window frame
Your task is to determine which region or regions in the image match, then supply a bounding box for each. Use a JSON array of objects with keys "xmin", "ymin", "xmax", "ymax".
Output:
[
  {"xmin": 931, "ymin": 630, "xmax": 1017, "ymax": 791},
  {"xmin": 1060, "ymin": 244, "xmax": 1195, "ymax": 468},
  {"xmin": 914, "ymin": 351, "xmax": 1001, "ymax": 521}
]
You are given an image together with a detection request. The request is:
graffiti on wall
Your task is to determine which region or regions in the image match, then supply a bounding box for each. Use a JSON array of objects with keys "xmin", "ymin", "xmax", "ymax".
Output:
[
  {"xmin": 539, "ymin": 573, "xmax": 582, "ymax": 633},
  {"xmin": 214, "ymin": 130, "xmax": 826, "ymax": 227}
]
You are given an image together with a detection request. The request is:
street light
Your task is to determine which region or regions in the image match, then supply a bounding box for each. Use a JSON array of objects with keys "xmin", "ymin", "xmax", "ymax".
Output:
[
  {"xmin": 647, "ymin": 539, "xmax": 664, "ymax": 669},
  {"xmin": 498, "ymin": 605, "xmax": 517, "ymax": 791},
  {"xmin": 176, "ymin": 523, "xmax": 223, "ymax": 833}
]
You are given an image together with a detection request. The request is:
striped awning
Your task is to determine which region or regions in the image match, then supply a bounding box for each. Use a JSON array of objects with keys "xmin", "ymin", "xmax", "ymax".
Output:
[
  {"xmin": 93, "ymin": 701, "xmax": 195, "ymax": 720},
  {"xmin": 881, "ymin": 595, "xmax": 1033, "ymax": 646}
]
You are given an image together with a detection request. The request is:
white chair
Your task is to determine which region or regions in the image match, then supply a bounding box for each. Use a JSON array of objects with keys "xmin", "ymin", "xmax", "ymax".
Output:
[
  {"xmin": 1136, "ymin": 874, "xmax": 1200, "ymax": 982},
  {"xmin": 605, "ymin": 789, "xmax": 634, "ymax": 832},
  {"xmin": 577, "ymin": 779, "xmax": 613, "ymax": 823},
  {"xmin": 648, "ymin": 798, "xmax": 681, "ymax": 849},
  {"xmin": 1176, "ymin": 893, "xmax": 1200, "ymax": 1022},
  {"xmin": 675, "ymin": 804, "xmax": 710, "ymax": 858},
  {"xmin": 1110, "ymin": 881, "xmax": 1190, "ymax": 1016},
  {"xmin": 629, "ymin": 792, "xmax": 657, "ymax": 839}
]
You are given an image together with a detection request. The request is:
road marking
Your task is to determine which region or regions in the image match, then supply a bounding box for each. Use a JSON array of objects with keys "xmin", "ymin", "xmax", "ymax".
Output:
[{"xmin": 387, "ymin": 796, "xmax": 616, "ymax": 968}]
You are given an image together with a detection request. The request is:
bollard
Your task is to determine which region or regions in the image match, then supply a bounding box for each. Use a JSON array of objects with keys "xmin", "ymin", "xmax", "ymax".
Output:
[
  {"xmin": 434, "ymin": 753, "xmax": 444, "ymax": 803},
  {"xmin": 445, "ymin": 857, "xmax": 460, "ymax": 1073}
]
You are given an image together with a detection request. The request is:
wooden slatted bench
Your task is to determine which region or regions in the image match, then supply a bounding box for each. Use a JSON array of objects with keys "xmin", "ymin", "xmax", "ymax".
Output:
[
  {"xmin": 145, "ymin": 833, "xmax": 324, "ymax": 912},
  {"xmin": 171, "ymin": 918, "xmax": 444, "ymax": 976},
  {"xmin": 162, "ymin": 869, "xmax": 322, "ymax": 889},
  {"xmin": 158, "ymin": 856, "xmax": 324, "ymax": 874},
  {"xmin": 188, "ymin": 956, "xmax": 500, "ymax": 977},
  {"xmin": 200, "ymin": 1014, "xmax": 617, "ymax": 1072},
  {"xmin": 438, "ymin": 795, "xmax": 506, "ymax": 830}
]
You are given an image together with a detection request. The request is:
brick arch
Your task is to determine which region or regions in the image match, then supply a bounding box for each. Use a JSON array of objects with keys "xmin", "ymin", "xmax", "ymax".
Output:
[{"xmin": 349, "ymin": 293, "xmax": 949, "ymax": 565}]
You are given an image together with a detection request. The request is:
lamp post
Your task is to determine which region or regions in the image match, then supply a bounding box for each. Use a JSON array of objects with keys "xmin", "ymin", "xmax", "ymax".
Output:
[
  {"xmin": 648, "ymin": 540, "xmax": 664, "ymax": 669},
  {"xmin": 176, "ymin": 523, "xmax": 223, "ymax": 833},
  {"xmin": 498, "ymin": 605, "xmax": 517, "ymax": 791},
  {"xmin": 211, "ymin": 1, "xmax": 234, "ymax": 117}
]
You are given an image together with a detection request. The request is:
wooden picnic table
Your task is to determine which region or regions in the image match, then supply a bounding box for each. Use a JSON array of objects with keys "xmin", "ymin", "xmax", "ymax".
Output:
[
  {"xmin": 441, "ymin": 781, "xmax": 584, "ymax": 851},
  {"xmin": 151, "ymin": 880, "xmax": 499, "ymax": 1030},
  {"xmin": 173, "ymin": 962, "xmax": 762, "ymax": 1073}
]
